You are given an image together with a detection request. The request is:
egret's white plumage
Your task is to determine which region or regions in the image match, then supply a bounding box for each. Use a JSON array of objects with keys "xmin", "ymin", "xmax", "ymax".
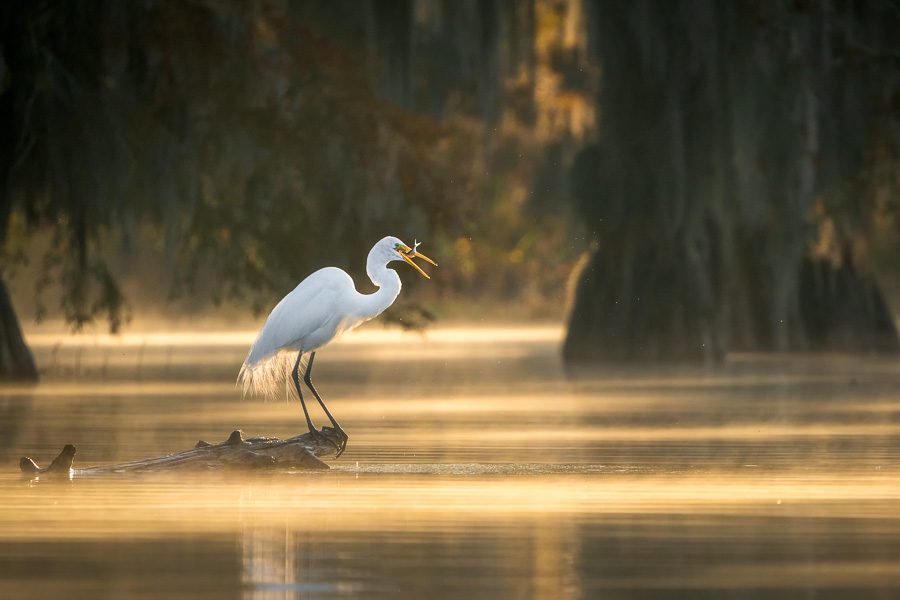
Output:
[{"xmin": 238, "ymin": 236, "xmax": 435, "ymax": 405}]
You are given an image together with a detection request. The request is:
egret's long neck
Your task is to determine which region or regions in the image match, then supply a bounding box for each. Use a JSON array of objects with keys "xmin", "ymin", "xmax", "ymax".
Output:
[{"xmin": 357, "ymin": 254, "xmax": 401, "ymax": 322}]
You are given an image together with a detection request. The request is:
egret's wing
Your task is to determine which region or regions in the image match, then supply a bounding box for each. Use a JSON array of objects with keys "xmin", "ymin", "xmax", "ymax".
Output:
[
  {"xmin": 238, "ymin": 268, "xmax": 354, "ymax": 399},
  {"xmin": 246, "ymin": 283, "xmax": 331, "ymax": 364}
]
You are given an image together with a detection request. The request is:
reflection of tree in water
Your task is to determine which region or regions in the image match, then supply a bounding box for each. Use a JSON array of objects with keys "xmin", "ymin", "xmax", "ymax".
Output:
[{"xmin": 0, "ymin": 393, "xmax": 32, "ymax": 462}]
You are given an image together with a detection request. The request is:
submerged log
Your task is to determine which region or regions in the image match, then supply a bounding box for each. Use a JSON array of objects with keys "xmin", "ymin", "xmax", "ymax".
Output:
[{"xmin": 19, "ymin": 428, "xmax": 344, "ymax": 478}]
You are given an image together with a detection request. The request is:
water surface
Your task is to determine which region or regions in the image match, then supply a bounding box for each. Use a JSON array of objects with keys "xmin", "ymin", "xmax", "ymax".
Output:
[{"xmin": 1, "ymin": 327, "xmax": 899, "ymax": 598}]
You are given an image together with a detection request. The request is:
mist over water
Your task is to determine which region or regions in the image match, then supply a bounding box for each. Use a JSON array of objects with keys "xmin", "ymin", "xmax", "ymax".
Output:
[{"xmin": 1, "ymin": 326, "xmax": 899, "ymax": 598}]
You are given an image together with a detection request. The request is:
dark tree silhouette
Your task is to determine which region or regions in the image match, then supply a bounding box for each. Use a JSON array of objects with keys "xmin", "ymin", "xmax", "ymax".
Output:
[{"xmin": 564, "ymin": 0, "xmax": 900, "ymax": 366}]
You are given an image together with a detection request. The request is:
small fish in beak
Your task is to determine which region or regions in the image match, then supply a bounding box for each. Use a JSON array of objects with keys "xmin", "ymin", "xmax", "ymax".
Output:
[{"xmin": 400, "ymin": 239, "xmax": 438, "ymax": 278}]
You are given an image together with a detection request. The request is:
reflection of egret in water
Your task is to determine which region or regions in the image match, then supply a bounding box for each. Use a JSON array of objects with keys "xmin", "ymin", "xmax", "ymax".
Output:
[
  {"xmin": 241, "ymin": 526, "xmax": 356, "ymax": 596},
  {"xmin": 239, "ymin": 516, "xmax": 578, "ymax": 596},
  {"xmin": 238, "ymin": 237, "xmax": 436, "ymax": 456}
]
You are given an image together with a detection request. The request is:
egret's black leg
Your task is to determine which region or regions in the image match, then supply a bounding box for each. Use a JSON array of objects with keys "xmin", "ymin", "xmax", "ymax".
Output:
[
  {"xmin": 291, "ymin": 352, "xmax": 317, "ymax": 435},
  {"xmin": 294, "ymin": 352, "xmax": 341, "ymax": 453},
  {"xmin": 304, "ymin": 352, "xmax": 348, "ymax": 456}
]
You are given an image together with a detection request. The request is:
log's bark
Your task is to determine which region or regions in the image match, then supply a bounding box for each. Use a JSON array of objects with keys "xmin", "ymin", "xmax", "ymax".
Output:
[
  {"xmin": 19, "ymin": 428, "xmax": 344, "ymax": 478},
  {"xmin": 0, "ymin": 277, "xmax": 37, "ymax": 382}
]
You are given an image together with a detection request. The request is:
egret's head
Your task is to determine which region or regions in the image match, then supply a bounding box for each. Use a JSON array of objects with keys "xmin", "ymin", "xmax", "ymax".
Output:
[{"xmin": 376, "ymin": 236, "xmax": 438, "ymax": 279}]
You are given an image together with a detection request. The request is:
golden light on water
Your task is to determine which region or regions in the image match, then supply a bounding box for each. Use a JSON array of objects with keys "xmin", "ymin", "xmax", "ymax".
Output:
[
  {"xmin": 23, "ymin": 325, "xmax": 564, "ymax": 349},
  {"xmin": 2, "ymin": 472, "xmax": 899, "ymax": 540},
  {"xmin": 2, "ymin": 326, "xmax": 900, "ymax": 596}
]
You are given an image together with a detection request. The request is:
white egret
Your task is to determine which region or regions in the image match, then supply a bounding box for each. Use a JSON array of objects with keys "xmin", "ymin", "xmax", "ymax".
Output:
[{"xmin": 238, "ymin": 236, "xmax": 437, "ymax": 457}]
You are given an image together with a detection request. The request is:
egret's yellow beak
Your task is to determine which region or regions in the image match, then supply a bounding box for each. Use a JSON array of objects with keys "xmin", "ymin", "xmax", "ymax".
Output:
[{"xmin": 400, "ymin": 244, "xmax": 438, "ymax": 279}]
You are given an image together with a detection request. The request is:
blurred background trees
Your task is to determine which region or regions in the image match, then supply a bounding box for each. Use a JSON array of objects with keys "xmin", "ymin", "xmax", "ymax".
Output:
[
  {"xmin": 1, "ymin": 0, "xmax": 898, "ymax": 380},
  {"xmin": 564, "ymin": 0, "xmax": 900, "ymax": 365}
]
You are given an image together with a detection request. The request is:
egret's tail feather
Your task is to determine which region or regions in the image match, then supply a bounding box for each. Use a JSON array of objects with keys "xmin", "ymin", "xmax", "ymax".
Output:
[{"xmin": 237, "ymin": 351, "xmax": 306, "ymax": 401}]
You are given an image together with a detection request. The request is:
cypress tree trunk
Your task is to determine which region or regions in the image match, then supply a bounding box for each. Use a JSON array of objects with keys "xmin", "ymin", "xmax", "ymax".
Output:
[
  {"xmin": 564, "ymin": 0, "xmax": 900, "ymax": 366},
  {"xmin": 0, "ymin": 277, "xmax": 37, "ymax": 381}
]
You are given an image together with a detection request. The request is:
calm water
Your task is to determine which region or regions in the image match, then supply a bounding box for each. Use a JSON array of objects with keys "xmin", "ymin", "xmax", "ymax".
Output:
[{"xmin": 1, "ymin": 327, "xmax": 899, "ymax": 598}]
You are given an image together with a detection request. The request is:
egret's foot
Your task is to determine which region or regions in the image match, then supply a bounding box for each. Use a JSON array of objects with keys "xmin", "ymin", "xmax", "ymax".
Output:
[
  {"xmin": 306, "ymin": 427, "xmax": 329, "ymax": 446},
  {"xmin": 309, "ymin": 427, "xmax": 343, "ymax": 455},
  {"xmin": 323, "ymin": 426, "xmax": 349, "ymax": 458},
  {"xmin": 335, "ymin": 438, "xmax": 347, "ymax": 458}
]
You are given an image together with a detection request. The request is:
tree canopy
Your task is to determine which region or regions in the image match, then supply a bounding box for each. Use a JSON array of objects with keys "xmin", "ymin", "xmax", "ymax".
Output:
[{"xmin": 0, "ymin": 0, "xmax": 589, "ymax": 379}]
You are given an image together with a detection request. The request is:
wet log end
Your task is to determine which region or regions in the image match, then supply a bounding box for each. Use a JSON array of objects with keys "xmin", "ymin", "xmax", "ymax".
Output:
[{"xmin": 20, "ymin": 444, "xmax": 76, "ymax": 476}]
